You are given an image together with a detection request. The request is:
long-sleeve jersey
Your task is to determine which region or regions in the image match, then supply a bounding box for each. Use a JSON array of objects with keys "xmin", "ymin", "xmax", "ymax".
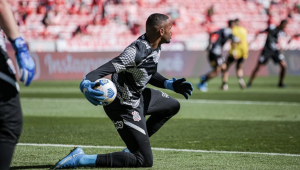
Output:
[
  {"xmin": 86, "ymin": 34, "xmax": 167, "ymax": 108},
  {"xmin": 262, "ymin": 24, "xmax": 286, "ymax": 51}
]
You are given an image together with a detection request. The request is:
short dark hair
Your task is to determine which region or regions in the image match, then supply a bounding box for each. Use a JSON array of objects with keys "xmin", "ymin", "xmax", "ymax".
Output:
[
  {"xmin": 228, "ymin": 20, "xmax": 235, "ymax": 27},
  {"xmin": 280, "ymin": 19, "xmax": 288, "ymax": 25},
  {"xmin": 146, "ymin": 13, "xmax": 169, "ymax": 29},
  {"xmin": 234, "ymin": 18, "xmax": 240, "ymax": 22}
]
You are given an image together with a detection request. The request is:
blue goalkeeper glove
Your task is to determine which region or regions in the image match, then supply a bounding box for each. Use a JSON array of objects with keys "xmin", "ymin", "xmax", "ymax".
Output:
[
  {"xmin": 164, "ymin": 78, "xmax": 194, "ymax": 99},
  {"xmin": 10, "ymin": 37, "xmax": 35, "ymax": 86},
  {"xmin": 80, "ymin": 78, "xmax": 105, "ymax": 106}
]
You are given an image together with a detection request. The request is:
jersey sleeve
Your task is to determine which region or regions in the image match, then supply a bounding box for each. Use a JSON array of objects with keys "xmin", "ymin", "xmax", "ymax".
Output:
[
  {"xmin": 110, "ymin": 46, "xmax": 137, "ymax": 73},
  {"xmin": 85, "ymin": 41, "xmax": 148, "ymax": 81},
  {"xmin": 148, "ymin": 72, "xmax": 168, "ymax": 88},
  {"xmin": 259, "ymin": 26, "xmax": 270, "ymax": 34},
  {"xmin": 85, "ymin": 61, "xmax": 116, "ymax": 82},
  {"xmin": 110, "ymin": 41, "xmax": 146, "ymax": 73},
  {"xmin": 212, "ymin": 29, "xmax": 222, "ymax": 35}
]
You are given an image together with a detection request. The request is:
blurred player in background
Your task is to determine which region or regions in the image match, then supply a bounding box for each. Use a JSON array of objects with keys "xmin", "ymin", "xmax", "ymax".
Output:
[
  {"xmin": 0, "ymin": 0, "xmax": 35, "ymax": 169},
  {"xmin": 52, "ymin": 13, "xmax": 193, "ymax": 169},
  {"xmin": 221, "ymin": 19, "xmax": 248, "ymax": 91},
  {"xmin": 197, "ymin": 20, "xmax": 240, "ymax": 92},
  {"xmin": 247, "ymin": 20, "xmax": 288, "ymax": 88}
]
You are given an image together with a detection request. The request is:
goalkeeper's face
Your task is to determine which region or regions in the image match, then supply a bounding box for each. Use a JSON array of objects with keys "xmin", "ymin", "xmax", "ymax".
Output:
[{"xmin": 160, "ymin": 19, "xmax": 172, "ymax": 44}]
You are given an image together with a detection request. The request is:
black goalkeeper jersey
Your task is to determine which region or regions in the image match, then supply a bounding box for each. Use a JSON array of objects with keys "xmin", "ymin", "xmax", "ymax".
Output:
[
  {"xmin": 110, "ymin": 34, "xmax": 162, "ymax": 107},
  {"xmin": 86, "ymin": 34, "xmax": 167, "ymax": 108},
  {"xmin": 263, "ymin": 24, "xmax": 285, "ymax": 51}
]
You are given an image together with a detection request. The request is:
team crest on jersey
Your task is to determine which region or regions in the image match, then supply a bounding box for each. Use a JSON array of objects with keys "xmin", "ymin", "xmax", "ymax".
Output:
[
  {"xmin": 113, "ymin": 121, "xmax": 123, "ymax": 129},
  {"xmin": 132, "ymin": 111, "xmax": 141, "ymax": 122},
  {"xmin": 161, "ymin": 92, "xmax": 169, "ymax": 98}
]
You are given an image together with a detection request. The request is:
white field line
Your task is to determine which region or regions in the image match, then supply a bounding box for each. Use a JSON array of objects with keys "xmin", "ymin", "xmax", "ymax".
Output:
[
  {"xmin": 17, "ymin": 143, "xmax": 300, "ymax": 157},
  {"xmin": 21, "ymin": 98, "xmax": 300, "ymax": 106},
  {"xmin": 178, "ymin": 99, "xmax": 300, "ymax": 106}
]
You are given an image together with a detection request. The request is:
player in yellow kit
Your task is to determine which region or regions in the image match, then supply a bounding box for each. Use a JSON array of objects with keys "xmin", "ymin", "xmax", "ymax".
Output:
[{"xmin": 221, "ymin": 19, "xmax": 248, "ymax": 90}]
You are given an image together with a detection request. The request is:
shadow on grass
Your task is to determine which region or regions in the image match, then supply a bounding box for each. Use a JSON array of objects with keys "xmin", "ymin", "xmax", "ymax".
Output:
[{"xmin": 10, "ymin": 165, "xmax": 52, "ymax": 169}]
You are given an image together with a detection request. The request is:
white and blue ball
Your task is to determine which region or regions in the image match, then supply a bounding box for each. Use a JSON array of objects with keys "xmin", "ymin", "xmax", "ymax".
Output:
[{"xmin": 93, "ymin": 78, "xmax": 117, "ymax": 106}]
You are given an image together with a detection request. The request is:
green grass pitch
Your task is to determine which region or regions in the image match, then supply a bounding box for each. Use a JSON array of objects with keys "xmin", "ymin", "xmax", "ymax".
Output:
[{"xmin": 11, "ymin": 76, "xmax": 300, "ymax": 169}]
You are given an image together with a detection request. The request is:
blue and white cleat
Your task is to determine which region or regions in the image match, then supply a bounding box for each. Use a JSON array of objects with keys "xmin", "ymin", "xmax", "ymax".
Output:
[
  {"xmin": 122, "ymin": 148, "xmax": 131, "ymax": 153},
  {"xmin": 197, "ymin": 82, "xmax": 208, "ymax": 92},
  {"xmin": 52, "ymin": 147, "xmax": 85, "ymax": 169}
]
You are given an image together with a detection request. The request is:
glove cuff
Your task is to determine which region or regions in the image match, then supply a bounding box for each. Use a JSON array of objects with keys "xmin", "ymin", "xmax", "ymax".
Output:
[
  {"xmin": 164, "ymin": 79, "xmax": 174, "ymax": 91},
  {"xmin": 79, "ymin": 77, "xmax": 88, "ymax": 93},
  {"xmin": 10, "ymin": 37, "xmax": 28, "ymax": 53}
]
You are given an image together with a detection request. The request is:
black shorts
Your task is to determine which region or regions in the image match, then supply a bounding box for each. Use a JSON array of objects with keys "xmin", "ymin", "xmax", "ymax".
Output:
[
  {"xmin": 258, "ymin": 49, "xmax": 285, "ymax": 65},
  {"xmin": 208, "ymin": 52, "xmax": 224, "ymax": 68},
  {"xmin": 227, "ymin": 56, "xmax": 244, "ymax": 69},
  {"xmin": 0, "ymin": 48, "xmax": 23, "ymax": 144},
  {"xmin": 103, "ymin": 88, "xmax": 180, "ymax": 165}
]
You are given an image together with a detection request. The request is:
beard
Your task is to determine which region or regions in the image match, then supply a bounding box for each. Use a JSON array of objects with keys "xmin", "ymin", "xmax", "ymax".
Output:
[
  {"xmin": 161, "ymin": 36, "xmax": 171, "ymax": 44},
  {"xmin": 164, "ymin": 37, "xmax": 171, "ymax": 44}
]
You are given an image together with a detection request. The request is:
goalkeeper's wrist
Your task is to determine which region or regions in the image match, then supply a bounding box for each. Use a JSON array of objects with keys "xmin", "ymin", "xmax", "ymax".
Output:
[
  {"xmin": 164, "ymin": 79, "xmax": 174, "ymax": 91},
  {"xmin": 9, "ymin": 37, "xmax": 28, "ymax": 53}
]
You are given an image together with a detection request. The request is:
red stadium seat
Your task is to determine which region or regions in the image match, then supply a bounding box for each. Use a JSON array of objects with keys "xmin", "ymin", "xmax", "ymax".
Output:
[{"xmin": 8, "ymin": 0, "xmax": 299, "ymax": 47}]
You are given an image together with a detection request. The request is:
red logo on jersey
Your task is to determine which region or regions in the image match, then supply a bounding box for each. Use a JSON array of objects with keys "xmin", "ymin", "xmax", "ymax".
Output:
[
  {"xmin": 132, "ymin": 111, "xmax": 141, "ymax": 122},
  {"xmin": 210, "ymin": 34, "xmax": 219, "ymax": 43}
]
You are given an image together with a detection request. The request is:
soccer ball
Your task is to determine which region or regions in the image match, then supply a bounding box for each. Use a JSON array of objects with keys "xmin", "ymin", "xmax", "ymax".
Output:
[{"xmin": 93, "ymin": 78, "xmax": 117, "ymax": 106}]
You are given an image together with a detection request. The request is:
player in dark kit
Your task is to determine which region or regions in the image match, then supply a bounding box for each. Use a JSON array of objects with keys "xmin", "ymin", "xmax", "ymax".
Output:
[
  {"xmin": 0, "ymin": 0, "xmax": 35, "ymax": 169},
  {"xmin": 197, "ymin": 20, "xmax": 239, "ymax": 92},
  {"xmin": 247, "ymin": 20, "xmax": 288, "ymax": 88},
  {"xmin": 52, "ymin": 13, "xmax": 193, "ymax": 169}
]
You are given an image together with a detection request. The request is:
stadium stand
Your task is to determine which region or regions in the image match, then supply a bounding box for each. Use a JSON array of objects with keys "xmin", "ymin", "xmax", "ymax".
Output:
[{"xmin": 5, "ymin": 0, "xmax": 300, "ymax": 51}]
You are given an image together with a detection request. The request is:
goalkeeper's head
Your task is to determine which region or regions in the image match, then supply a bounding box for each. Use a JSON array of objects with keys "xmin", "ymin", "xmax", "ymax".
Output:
[{"xmin": 146, "ymin": 13, "xmax": 172, "ymax": 44}]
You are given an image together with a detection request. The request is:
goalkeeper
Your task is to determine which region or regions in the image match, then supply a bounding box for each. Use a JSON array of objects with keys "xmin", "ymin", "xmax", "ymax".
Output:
[
  {"xmin": 0, "ymin": 0, "xmax": 35, "ymax": 169},
  {"xmin": 221, "ymin": 19, "xmax": 248, "ymax": 90},
  {"xmin": 52, "ymin": 13, "xmax": 193, "ymax": 169}
]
